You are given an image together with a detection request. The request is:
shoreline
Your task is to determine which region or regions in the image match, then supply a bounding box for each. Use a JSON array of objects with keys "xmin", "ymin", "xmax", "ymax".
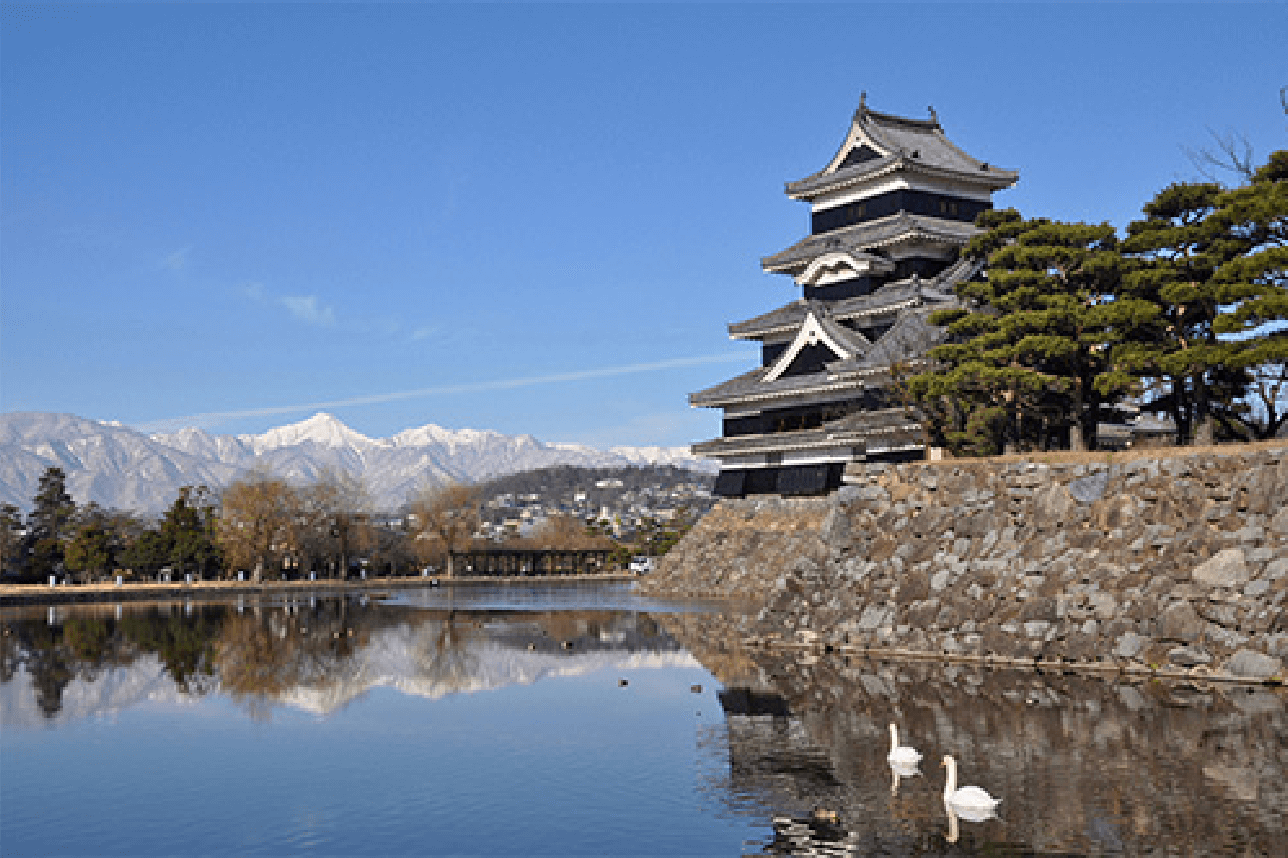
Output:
[{"xmin": 0, "ymin": 573, "xmax": 638, "ymax": 607}]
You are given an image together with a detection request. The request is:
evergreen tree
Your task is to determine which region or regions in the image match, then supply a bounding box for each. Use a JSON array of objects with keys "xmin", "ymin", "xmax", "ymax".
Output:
[
  {"xmin": 0, "ymin": 503, "xmax": 23, "ymax": 575},
  {"xmin": 24, "ymin": 467, "xmax": 77, "ymax": 578},
  {"xmin": 121, "ymin": 529, "xmax": 170, "ymax": 577},
  {"xmin": 1120, "ymin": 181, "xmax": 1255, "ymax": 443},
  {"xmin": 908, "ymin": 209, "xmax": 1125, "ymax": 453},
  {"xmin": 160, "ymin": 486, "xmax": 222, "ymax": 579},
  {"xmin": 1210, "ymin": 150, "xmax": 1288, "ymax": 438},
  {"xmin": 27, "ymin": 467, "xmax": 76, "ymax": 542},
  {"xmin": 64, "ymin": 524, "xmax": 113, "ymax": 582}
]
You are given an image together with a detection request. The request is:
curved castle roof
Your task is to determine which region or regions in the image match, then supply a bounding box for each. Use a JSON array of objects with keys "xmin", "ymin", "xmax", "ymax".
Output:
[{"xmin": 784, "ymin": 95, "xmax": 1018, "ymax": 201}]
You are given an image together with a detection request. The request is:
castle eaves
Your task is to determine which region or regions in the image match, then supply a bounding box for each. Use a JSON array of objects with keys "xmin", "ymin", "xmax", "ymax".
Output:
[{"xmin": 762, "ymin": 212, "xmax": 981, "ymax": 272}]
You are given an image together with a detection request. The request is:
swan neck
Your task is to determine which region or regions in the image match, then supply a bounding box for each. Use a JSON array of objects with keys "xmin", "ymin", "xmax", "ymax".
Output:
[
  {"xmin": 889, "ymin": 724, "xmax": 898, "ymax": 750},
  {"xmin": 943, "ymin": 758, "xmax": 957, "ymax": 796}
]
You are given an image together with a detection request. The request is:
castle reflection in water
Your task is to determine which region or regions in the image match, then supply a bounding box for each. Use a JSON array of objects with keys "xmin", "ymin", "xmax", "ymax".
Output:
[{"xmin": 4, "ymin": 595, "xmax": 1285, "ymax": 855}]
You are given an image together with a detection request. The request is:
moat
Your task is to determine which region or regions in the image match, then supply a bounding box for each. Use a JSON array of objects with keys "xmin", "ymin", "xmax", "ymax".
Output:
[{"xmin": 3, "ymin": 584, "xmax": 1285, "ymax": 856}]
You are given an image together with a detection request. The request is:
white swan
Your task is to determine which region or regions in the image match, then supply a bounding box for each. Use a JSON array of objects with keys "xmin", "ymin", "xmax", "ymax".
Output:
[
  {"xmin": 887, "ymin": 723, "xmax": 922, "ymax": 766},
  {"xmin": 941, "ymin": 755, "xmax": 1000, "ymax": 816}
]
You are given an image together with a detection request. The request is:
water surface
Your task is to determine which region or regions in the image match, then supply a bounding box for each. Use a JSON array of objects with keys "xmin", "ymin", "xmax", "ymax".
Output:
[{"xmin": 3, "ymin": 586, "xmax": 1285, "ymax": 856}]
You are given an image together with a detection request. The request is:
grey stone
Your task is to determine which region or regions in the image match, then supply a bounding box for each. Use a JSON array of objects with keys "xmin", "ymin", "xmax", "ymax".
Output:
[
  {"xmin": 1235, "ymin": 525, "xmax": 1265, "ymax": 544},
  {"xmin": 1245, "ymin": 579, "xmax": 1271, "ymax": 598},
  {"xmin": 1089, "ymin": 591, "xmax": 1118, "ymax": 620},
  {"xmin": 1266, "ymin": 557, "xmax": 1288, "ymax": 580},
  {"xmin": 820, "ymin": 506, "xmax": 851, "ymax": 546},
  {"xmin": 1033, "ymin": 482, "xmax": 1074, "ymax": 521},
  {"xmin": 1024, "ymin": 620, "xmax": 1052, "ymax": 639},
  {"xmin": 833, "ymin": 485, "xmax": 865, "ymax": 504},
  {"xmin": 1167, "ymin": 646, "xmax": 1212, "ymax": 667},
  {"xmin": 1225, "ymin": 649, "xmax": 1282, "ymax": 680},
  {"xmin": 1114, "ymin": 632, "xmax": 1147, "ymax": 658},
  {"xmin": 857, "ymin": 605, "xmax": 891, "ymax": 632},
  {"xmin": 1069, "ymin": 470, "xmax": 1110, "ymax": 503},
  {"xmin": 1158, "ymin": 602, "xmax": 1203, "ymax": 642},
  {"xmin": 1230, "ymin": 689, "xmax": 1283, "ymax": 716},
  {"xmin": 1193, "ymin": 548, "xmax": 1251, "ymax": 589},
  {"xmin": 1206, "ymin": 626, "xmax": 1249, "ymax": 650},
  {"xmin": 1269, "ymin": 506, "xmax": 1288, "ymax": 535},
  {"xmin": 930, "ymin": 569, "xmax": 952, "ymax": 592},
  {"xmin": 850, "ymin": 484, "xmax": 888, "ymax": 502},
  {"xmin": 1116, "ymin": 684, "xmax": 1147, "ymax": 711}
]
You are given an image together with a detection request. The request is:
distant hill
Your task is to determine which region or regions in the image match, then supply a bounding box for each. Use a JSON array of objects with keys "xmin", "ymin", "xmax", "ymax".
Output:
[{"xmin": 0, "ymin": 411, "xmax": 715, "ymax": 515}]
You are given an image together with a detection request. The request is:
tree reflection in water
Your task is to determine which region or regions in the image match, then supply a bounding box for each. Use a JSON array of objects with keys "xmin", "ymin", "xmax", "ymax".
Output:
[
  {"xmin": 10, "ymin": 599, "xmax": 1285, "ymax": 854},
  {"xmin": 663, "ymin": 612, "xmax": 1288, "ymax": 857},
  {"xmin": 1, "ymin": 597, "xmax": 684, "ymax": 723}
]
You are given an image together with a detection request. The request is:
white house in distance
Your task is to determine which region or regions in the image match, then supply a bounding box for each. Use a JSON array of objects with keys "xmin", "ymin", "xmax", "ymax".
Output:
[{"xmin": 691, "ymin": 96, "xmax": 1018, "ymax": 498}]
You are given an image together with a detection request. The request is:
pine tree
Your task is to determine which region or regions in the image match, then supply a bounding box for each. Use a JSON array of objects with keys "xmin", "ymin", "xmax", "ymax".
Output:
[
  {"xmin": 25, "ymin": 467, "xmax": 77, "ymax": 578},
  {"xmin": 908, "ymin": 209, "xmax": 1126, "ymax": 453},
  {"xmin": 1211, "ymin": 150, "xmax": 1288, "ymax": 438},
  {"xmin": 161, "ymin": 486, "xmax": 223, "ymax": 579},
  {"xmin": 1121, "ymin": 182, "xmax": 1253, "ymax": 443}
]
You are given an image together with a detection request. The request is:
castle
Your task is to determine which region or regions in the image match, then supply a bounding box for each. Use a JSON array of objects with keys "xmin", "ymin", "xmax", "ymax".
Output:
[{"xmin": 691, "ymin": 97, "xmax": 1017, "ymax": 497}]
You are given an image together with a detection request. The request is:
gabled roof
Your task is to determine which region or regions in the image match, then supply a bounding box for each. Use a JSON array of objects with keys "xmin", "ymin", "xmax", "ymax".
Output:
[
  {"xmin": 695, "ymin": 300, "xmax": 957, "ymax": 408},
  {"xmin": 730, "ymin": 264, "xmax": 971, "ymax": 341},
  {"xmin": 784, "ymin": 97, "xmax": 1018, "ymax": 200},
  {"xmin": 689, "ymin": 365, "xmax": 858, "ymax": 408},
  {"xmin": 762, "ymin": 212, "xmax": 981, "ymax": 273},
  {"xmin": 762, "ymin": 309, "xmax": 872, "ymax": 382}
]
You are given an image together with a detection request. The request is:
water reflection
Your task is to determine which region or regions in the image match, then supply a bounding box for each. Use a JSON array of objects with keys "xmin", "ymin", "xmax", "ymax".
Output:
[
  {"xmin": 6, "ymin": 597, "xmax": 1287, "ymax": 855},
  {"xmin": 1, "ymin": 596, "xmax": 692, "ymax": 724},
  {"xmin": 667, "ymin": 615, "xmax": 1288, "ymax": 856}
]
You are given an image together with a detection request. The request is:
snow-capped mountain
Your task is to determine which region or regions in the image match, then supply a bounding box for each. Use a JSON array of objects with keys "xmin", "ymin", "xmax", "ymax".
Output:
[{"xmin": 0, "ymin": 411, "xmax": 715, "ymax": 515}]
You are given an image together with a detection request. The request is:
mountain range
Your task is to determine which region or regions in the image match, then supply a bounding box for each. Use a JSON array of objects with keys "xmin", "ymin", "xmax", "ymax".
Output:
[{"xmin": 0, "ymin": 411, "xmax": 714, "ymax": 515}]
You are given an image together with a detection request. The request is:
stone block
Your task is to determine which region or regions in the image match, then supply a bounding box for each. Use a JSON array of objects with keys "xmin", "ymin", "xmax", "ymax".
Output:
[
  {"xmin": 1193, "ymin": 548, "xmax": 1251, "ymax": 590},
  {"xmin": 1158, "ymin": 601, "xmax": 1203, "ymax": 642},
  {"xmin": 857, "ymin": 604, "xmax": 891, "ymax": 632},
  {"xmin": 1167, "ymin": 646, "xmax": 1212, "ymax": 667},
  {"xmin": 1089, "ymin": 591, "xmax": 1118, "ymax": 620},
  {"xmin": 1114, "ymin": 632, "xmax": 1147, "ymax": 658},
  {"xmin": 1024, "ymin": 620, "xmax": 1052, "ymax": 639},
  {"xmin": 1225, "ymin": 649, "xmax": 1282, "ymax": 680},
  {"xmin": 1245, "ymin": 579, "xmax": 1271, "ymax": 598}
]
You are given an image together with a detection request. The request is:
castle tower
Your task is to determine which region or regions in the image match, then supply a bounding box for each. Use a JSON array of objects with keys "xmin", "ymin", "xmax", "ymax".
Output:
[{"xmin": 692, "ymin": 98, "xmax": 1018, "ymax": 497}]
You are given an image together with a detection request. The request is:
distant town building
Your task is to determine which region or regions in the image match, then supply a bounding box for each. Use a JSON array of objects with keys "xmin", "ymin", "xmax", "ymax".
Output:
[{"xmin": 692, "ymin": 96, "xmax": 1018, "ymax": 497}]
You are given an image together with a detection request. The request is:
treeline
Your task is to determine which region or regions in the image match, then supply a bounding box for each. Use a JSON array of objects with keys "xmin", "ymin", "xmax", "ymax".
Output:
[
  {"xmin": 0, "ymin": 465, "xmax": 688, "ymax": 584},
  {"xmin": 0, "ymin": 466, "xmax": 393, "ymax": 584},
  {"xmin": 905, "ymin": 146, "xmax": 1286, "ymax": 455}
]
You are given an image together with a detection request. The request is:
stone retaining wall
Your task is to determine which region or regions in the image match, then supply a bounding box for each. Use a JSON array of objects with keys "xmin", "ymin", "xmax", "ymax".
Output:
[{"xmin": 640, "ymin": 446, "xmax": 1288, "ymax": 680}]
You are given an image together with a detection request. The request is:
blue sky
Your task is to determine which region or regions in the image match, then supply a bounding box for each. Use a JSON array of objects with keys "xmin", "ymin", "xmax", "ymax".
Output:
[{"xmin": 2, "ymin": 3, "xmax": 1285, "ymax": 448}]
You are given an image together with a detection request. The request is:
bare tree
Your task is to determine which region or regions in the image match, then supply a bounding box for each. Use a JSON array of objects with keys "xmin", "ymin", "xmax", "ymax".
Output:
[
  {"xmin": 524, "ymin": 514, "xmax": 610, "ymax": 551},
  {"xmin": 300, "ymin": 469, "xmax": 373, "ymax": 579},
  {"xmin": 1185, "ymin": 128, "xmax": 1258, "ymax": 184},
  {"xmin": 218, "ymin": 471, "xmax": 300, "ymax": 582},
  {"xmin": 406, "ymin": 482, "xmax": 480, "ymax": 574}
]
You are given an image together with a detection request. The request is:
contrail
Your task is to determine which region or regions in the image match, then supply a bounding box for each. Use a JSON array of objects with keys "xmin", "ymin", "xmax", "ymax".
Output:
[{"xmin": 136, "ymin": 353, "xmax": 748, "ymax": 433}]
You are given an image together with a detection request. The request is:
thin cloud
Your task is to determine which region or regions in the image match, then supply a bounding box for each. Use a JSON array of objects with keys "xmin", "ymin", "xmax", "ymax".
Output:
[
  {"xmin": 159, "ymin": 247, "xmax": 192, "ymax": 272},
  {"xmin": 136, "ymin": 353, "xmax": 749, "ymax": 433},
  {"xmin": 241, "ymin": 283, "xmax": 336, "ymax": 327},
  {"xmin": 280, "ymin": 295, "xmax": 336, "ymax": 327}
]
